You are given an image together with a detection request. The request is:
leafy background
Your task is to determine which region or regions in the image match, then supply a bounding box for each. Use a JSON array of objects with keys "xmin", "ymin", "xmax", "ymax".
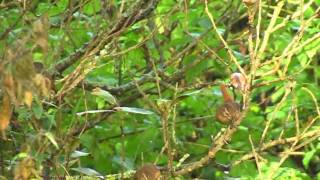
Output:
[{"xmin": 0, "ymin": 0, "xmax": 320, "ymax": 179}]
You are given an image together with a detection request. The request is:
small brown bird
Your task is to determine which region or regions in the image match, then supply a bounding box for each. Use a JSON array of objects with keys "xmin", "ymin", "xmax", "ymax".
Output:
[
  {"xmin": 216, "ymin": 84, "xmax": 241, "ymax": 126},
  {"xmin": 230, "ymin": 72, "xmax": 247, "ymax": 92},
  {"xmin": 134, "ymin": 164, "xmax": 161, "ymax": 180}
]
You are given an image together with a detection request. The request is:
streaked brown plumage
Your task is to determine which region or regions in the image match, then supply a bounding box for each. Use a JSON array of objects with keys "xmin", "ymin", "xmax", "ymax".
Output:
[
  {"xmin": 216, "ymin": 84, "xmax": 241, "ymax": 125},
  {"xmin": 134, "ymin": 164, "xmax": 161, "ymax": 180},
  {"xmin": 231, "ymin": 72, "xmax": 247, "ymax": 92}
]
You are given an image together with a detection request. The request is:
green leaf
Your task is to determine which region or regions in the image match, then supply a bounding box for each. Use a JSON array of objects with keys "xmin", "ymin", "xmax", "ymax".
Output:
[
  {"xmin": 271, "ymin": 86, "xmax": 285, "ymax": 103},
  {"xmin": 112, "ymin": 156, "xmax": 134, "ymax": 170},
  {"xmin": 258, "ymin": 162, "xmax": 311, "ymax": 179},
  {"xmin": 11, "ymin": 152, "xmax": 28, "ymax": 162},
  {"xmin": 92, "ymin": 87, "xmax": 117, "ymax": 105},
  {"xmin": 32, "ymin": 101, "xmax": 43, "ymax": 119},
  {"xmin": 96, "ymin": 96, "xmax": 106, "ymax": 109},
  {"xmin": 76, "ymin": 109, "xmax": 114, "ymax": 116},
  {"xmin": 71, "ymin": 167, "xmax": 102, "ymax": 177},
  {"xmin": 181, "ymin": 89, "xmax": 202, "ymax": 97},
  {"xmin": 44, "ymin": 132, "xmax": 59, "ymax": 149},
  {"xmin": 70, "ymin": 151, "xmax": 90, "ymax": 158},
  {"xmin": 303, "ymin": 150, "xmax": 316, "ymax": 169},
  {"xmin": 114, "ymin": 107, "xmax": 154, "ymax": 115},
  {"xmin": 83, "ymin": 0, "xmax": 101, "ymax": 15}
]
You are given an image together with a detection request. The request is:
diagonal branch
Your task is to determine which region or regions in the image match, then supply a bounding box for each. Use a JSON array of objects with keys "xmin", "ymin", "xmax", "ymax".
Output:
[{"xmin": 51, "ymin": 0, "xmax": 160, "ymax": 76}]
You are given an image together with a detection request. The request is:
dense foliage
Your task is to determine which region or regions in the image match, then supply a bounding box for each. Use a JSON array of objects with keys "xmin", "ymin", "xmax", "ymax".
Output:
[{"xmin": 0, "ymin": 0, "xmax": 320, "ymax": 179}]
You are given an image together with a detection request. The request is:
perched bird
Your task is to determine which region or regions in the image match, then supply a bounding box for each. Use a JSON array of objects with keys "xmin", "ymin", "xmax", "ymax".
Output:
[
  {"xmin": 216, "ymin": 84, "xmax": 241, "ymax": 126},
  {"xmin": 230, "ymin": 72, "xmax": 247, "ymax": 92},
  {"xmin": 134, "ymin": 164, "xmax": 161, "ymax": 180}
]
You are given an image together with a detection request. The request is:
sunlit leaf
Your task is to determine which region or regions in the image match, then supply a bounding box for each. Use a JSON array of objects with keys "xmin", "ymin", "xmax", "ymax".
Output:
[
  {"xmin": 71, "ymin": 167, "xmax": 102, "ymax": 177},
  {"xmin": 44, "ymin": 132, "xmax": 59, "ymax": 149},
  {"xmin": 24, "ymin": 90, "xmax": 33, "ymax": 108},
  {"xmin": 181, "ymin": 90, "xmax": 202, "ymax": 96},
  {"xmin": 114, "ymin": 107, "xmax": 154, "ymax": 115},
  {"xmin": 303, "ymin": 150, "xmax": 316, "ymax": 169},
  {"xmin": 11, "ymin": 153, "xmax": 28, "ymax": 165},
  {"xmin": 76, "ymin": 109, "xmax": 114, "ymax": 116},
  {"xmin": 96, "ymin": 96, "xmax": 106, "ymax": 109},
  {"xmin": 92, "ymin": 87, "xmax": 117, "ymax": 105},
  {"xmin": 70, "ymin": 151, "xmax": 90, "ymax": 158},
  {"xmin": 0, "ymin": 94, "xmax": 12, "ymax": 131},
  {"xmin": 33, "ymin": 74, "xmax": 51, "ymax": 97}
]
